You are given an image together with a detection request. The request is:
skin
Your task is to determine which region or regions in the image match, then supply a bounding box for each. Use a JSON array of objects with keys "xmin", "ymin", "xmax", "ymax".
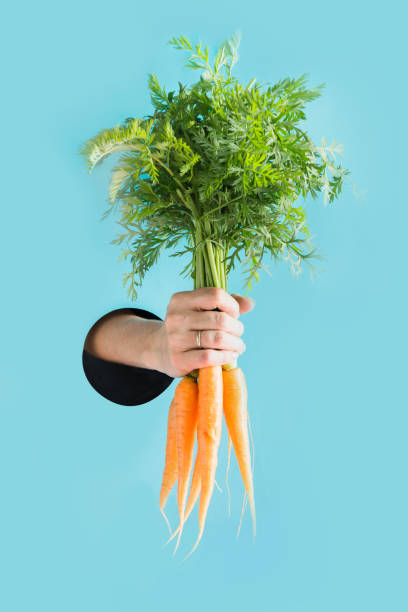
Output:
[{"xmin": 84, "ymin": 288, "xmax": 255, "ymax": 378}]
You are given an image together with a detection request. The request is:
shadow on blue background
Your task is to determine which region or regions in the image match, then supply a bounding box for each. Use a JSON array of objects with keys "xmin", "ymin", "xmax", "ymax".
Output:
[{"xmin": 1, "ymin": 1, "xmax": 407, "ymax": 610}]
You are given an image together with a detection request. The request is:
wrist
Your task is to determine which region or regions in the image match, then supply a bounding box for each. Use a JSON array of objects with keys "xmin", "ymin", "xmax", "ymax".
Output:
[{"xmin": 139, "ymin": 320, "xmax": 166, "ymax": 372}]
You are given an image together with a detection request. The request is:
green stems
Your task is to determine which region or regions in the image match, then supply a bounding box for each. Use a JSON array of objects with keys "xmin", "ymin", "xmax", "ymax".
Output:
[
  {"xmin": 194, "ymin": 221, "xmax": 227, "ymax": 291},
  {"xmin": 193, "ymin": 220, "xmax": 236, "ymax": 370}
]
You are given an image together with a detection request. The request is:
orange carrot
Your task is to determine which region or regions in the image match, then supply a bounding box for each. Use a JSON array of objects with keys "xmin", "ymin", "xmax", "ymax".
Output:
[
  {"xmin": 159, "ymin": 396, "xmax": 178, "ymax": 532},
  {"xmin": 174, "ymin": 376, "xmax": 198, "ymax": 552},
  {"xmin": 166, "ymin": 454, "xmax": 201, "ymax": 546},
  {"xmin": 186, "ymin": 365, "xmax": 223, "ymax": 558},
  {"xmin": 222, "ymin": 367, "xmax": 256, "ymax": 537},
  {"xmin": 183, "ymin": 457, "xmax": 201, "ymax": 520}
]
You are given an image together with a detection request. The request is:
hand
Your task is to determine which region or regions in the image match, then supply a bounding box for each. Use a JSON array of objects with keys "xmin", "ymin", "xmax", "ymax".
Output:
[{"xmin": 150, "ymin": 287, "xmax": 255, "ymax": 378}]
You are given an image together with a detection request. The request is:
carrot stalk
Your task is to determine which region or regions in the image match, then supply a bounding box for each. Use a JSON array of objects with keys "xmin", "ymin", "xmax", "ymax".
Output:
[{"xmin": 222, "ymin": 367, "xmax": 256, "ymax": 537}]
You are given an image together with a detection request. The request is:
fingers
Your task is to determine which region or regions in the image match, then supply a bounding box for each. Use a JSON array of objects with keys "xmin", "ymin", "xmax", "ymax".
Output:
[
  {"xmin": 166, "ymin": 310, "xmax": 244, "ymax": 337},
  {"xmin": 168, "ymin": 287, "xmax": 240, "ymax": 319},
  {"xmin": 162, "ymin": 288, "xmax": 255, "ymax": 377},
  {"xmin": 174, "ymin": 329, "xmax": 246, "ymax": 354}
]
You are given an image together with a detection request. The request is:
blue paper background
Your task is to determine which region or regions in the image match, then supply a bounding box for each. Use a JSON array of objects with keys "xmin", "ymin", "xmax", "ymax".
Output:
[{"xmin": 2, "ymin": 1, "xmax": 407, "ymax": 610}]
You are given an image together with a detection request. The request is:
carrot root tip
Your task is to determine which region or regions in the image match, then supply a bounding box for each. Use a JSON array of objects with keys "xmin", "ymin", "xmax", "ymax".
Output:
[
  {"xmin": 183, "ymin": 527, "xmax": 204, "ymax": 562},
  {"xmin": 250, "ymin": 501, "xmax": 256, "ymax": 540},
  {"xmin": 173, "ymin": 518, "xmax": 185, "ymax": 556},
  {"xmin": 163, "ymin": 524, "xmax": 181, "ymax": 548},
  {"xmin": 226, "ymin": 437, "xmax": 232, "ymax": 517},
  {"xmin": 236, "ymin": 492, "xmax": 247, "ymax": 540},
  {"xmin": 160, "ymin": 507, "xmax": 172, "ymax": 534}
]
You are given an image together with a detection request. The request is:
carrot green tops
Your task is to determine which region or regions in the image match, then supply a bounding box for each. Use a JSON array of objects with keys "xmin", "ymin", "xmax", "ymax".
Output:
[{"xmin": 80, "ymin": 33, "xmax": 349, "ymax": 300}]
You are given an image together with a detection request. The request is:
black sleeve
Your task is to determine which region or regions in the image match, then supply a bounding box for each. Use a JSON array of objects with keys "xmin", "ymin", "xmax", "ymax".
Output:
[{"xmin": 82, "ymin": 307, "xmax": 174, "ymax": 406}]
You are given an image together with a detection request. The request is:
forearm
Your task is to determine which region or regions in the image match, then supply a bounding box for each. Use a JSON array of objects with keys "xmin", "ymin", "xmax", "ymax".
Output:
[{"xmin": 84, "ymin": 312, "xmax": 164, "ymax": 371}]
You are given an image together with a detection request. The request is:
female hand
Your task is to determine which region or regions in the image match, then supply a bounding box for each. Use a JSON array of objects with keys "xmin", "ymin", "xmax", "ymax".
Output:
[{"xmin": 151, "ymin": 287, "xmax": 255, "ymax": 378}]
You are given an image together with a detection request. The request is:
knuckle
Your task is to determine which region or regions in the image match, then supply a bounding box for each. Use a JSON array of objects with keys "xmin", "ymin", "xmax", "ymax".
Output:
[
  {"xmin": 213, "ymin": 330, "xmax": 225, "ymax": 347},
  {"xmin": 198, "ymin": 350, "xmax": 212, "ymax": 366},
  {"xmin": 214, "ymin": 311, "xmax": 227, "ymax": 328},
  {"xmin": 208, "ymin": 287, "xmax": 223, "ymax": 301},
  {"xmin": 168, "ymin": 293, "xmax": 179, "ymax": 309},
  {"xmin": 169, "ymin": 291, "xmax": 186, "ymax": 308}
]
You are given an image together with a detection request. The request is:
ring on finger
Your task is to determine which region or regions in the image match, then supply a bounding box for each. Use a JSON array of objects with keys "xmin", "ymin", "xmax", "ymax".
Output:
[{"xmin": 196, "ymin": 330, "xmax": 201, "ymax": 348}]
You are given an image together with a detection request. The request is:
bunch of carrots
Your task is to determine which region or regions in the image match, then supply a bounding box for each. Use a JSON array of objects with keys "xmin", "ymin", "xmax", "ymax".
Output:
[
  {"xmin": 159, "ymin": 364, "xmax": 255, "ymax": 557},
  {"xmin": 80, "ymin": 32, "xmax": 349, "ymax": 557}
]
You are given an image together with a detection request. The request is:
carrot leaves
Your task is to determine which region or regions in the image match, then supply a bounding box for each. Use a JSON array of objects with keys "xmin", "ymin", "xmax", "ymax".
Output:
[{"xmin": 80, "ymin": 33, "xmax": 349, "ymax": 298}]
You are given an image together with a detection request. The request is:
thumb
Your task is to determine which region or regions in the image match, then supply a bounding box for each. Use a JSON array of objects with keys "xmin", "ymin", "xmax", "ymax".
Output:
[{"xmin": 231, "ymin": 293, "xmax": 256, "ymax": 315}]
